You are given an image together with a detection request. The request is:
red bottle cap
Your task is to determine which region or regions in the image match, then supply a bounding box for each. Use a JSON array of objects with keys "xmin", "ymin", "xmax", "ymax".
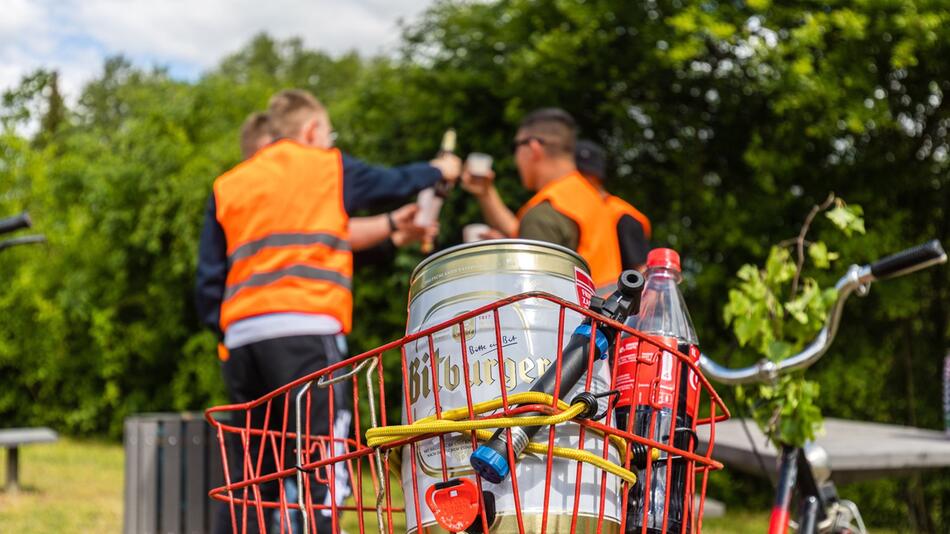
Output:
[
  {"xmin": 426, "ymin": 478, "xmax": 480, "ymax": 532},
  {"xmin": 647, "ymin": 248, "xmax": 681, "ymax": 272}
]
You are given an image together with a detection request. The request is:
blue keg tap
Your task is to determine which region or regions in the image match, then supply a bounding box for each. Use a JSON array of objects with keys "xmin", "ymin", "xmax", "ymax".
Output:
[{"xmin": 469, "ymin": 270, "xmax": 645, "ymax": 484}]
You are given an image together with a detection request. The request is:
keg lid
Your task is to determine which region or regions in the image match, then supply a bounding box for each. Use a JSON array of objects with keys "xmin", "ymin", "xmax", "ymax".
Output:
[{"xmin": 408, "ymin": 239, "xmax": 591, "ymax": 303}]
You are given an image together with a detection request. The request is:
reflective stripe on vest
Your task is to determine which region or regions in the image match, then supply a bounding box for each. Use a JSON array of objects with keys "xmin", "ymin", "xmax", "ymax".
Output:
[
  {"xmin": 517, "ymin": 171, "xmax": 621, "ymax": 287},
  {"xmin": 228, "ymin": 232, "xmax": 350, "ymax": 266},
  {"xmin": 223, "ymin": 264, "xmax": 352, "ymax": 301},
  {"xmin": 213, "ymin": 140, "xmax": 353, "ymax": 333}
]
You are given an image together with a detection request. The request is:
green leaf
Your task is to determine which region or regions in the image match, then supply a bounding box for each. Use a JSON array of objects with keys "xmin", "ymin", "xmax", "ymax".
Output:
[
  {"xmin": 764, "ymin": 246, "xmax": 796, "ymax": 286},
  {"xmin": 825, "ymin": 204, "xmax": 866, "ymax": 237},
  {"xmin": 736, "ymin": 264, "xmax": 759, "ymax": 282},
  {"xmin": 807, "ymin": 241, "xmax": 839, "ymax": 269},
  {"xmin": 767, "ymin": 340, "xmax": 795, "ymax": 361},
  {"xmin": 784, "ymin": 296, "xmax": 809, "ymax": 324},
  {"xmin": 723, "ymin": 288, "xmax": 748, "ymax": 324},
  {"xmin": 733, "ymin": 316, "xmax": 761, "ymax": 347},
  {"xmin": 826, "ymin": 205, "xmax": 854, "ymax": 231}
]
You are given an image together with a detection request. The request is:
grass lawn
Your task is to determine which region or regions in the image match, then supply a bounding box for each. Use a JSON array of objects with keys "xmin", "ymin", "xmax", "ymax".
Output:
[
  {"xmin": 0, "ymin": 439, "xmax": 901, "ymax": 533},
  {"xmin": 0, "ymin": 438, "xmax": 124, "ymax": 533},
  {"xmin": 339, "ymin": 500, "xmax": 769, "ymax": 533},
  {"xmin": 701, "ymin": 512, "xmax": 769, "ymax": 534},
  {"xmin": 336, "ymin": 470, "xmax": 874, "ymax": 534},
  {"xmin": 337, "ymin": 482, "xmax": 766, "ymax": 533}
]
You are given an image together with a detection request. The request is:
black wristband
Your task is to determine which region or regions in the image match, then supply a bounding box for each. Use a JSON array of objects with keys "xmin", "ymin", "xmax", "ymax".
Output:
[{"xmin": 386, "ymin": 211, "xmax": 397, "ymax": 233}]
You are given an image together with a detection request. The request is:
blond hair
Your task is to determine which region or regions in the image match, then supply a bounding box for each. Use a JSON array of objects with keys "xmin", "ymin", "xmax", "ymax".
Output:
[
  {"xmin": 267, "ymin": 89, "xmax": 326, "ymax": 139},
  {"xmin": 239, "ymin": 112, "xmax": 272, "ymax": 159}
]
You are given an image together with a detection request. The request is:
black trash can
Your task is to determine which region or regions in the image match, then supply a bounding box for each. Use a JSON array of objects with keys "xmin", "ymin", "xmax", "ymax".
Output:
[{"xmin": 123, "ymin": 412, "xmax": 225, "ymax": 534}]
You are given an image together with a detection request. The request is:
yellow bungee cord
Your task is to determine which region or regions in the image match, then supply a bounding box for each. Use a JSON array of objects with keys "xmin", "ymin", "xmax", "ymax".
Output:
[{"xmin": 366, "ymin": 391, "xmax": 657, "ymax": 485}]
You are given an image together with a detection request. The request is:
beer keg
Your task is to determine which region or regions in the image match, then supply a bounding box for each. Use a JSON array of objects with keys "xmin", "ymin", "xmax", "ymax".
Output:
[{"xmin": 403, "ymin": 239, "xmax": 621, "ymax": 533}]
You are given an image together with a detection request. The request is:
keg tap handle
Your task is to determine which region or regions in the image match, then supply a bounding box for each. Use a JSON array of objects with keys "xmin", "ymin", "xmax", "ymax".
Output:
[
  {"xmin": 589, "ymin": 269, "xmax": 646, "ymax": 326},
  {"xmin": 469, "ymin": 270, "xmax": 645, "ymax": 484}
]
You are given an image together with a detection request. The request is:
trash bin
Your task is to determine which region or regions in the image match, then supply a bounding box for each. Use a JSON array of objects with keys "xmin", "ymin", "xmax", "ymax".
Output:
[{"xmin": 123, "ymin": 412, "xmax": 225, "ymax": 534}]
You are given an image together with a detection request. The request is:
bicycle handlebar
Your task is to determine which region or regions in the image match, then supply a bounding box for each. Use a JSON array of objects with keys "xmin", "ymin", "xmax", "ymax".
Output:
[
  {"xmin": 0, "ymin": 235, "xmax": 47, "ymax": 252},
  {"xmin": 700, "ymin": 240, "xmax": 947, "ymax": 385},
  {"xmin": 870, "ymin": 239, "xmax": 946, "ymax": 280},
  {"xmin": 0, "ymin": 213, "xmax": 31, "ymax": 236}
]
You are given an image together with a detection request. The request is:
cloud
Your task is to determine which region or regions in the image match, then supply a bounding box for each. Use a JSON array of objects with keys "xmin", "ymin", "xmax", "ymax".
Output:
[
  {"xmin": 0, "ymin": 0, "xmax": 46, "ymax": 41},
  {"xmin": 0, "ymin": 0, "xmax": 433, "ymax": 96}
]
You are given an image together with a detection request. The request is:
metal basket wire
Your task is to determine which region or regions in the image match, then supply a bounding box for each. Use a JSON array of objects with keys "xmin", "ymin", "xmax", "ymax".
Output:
[{"xmin": 206, "ymin": 291, "xmax": 729, "ymax": 534}]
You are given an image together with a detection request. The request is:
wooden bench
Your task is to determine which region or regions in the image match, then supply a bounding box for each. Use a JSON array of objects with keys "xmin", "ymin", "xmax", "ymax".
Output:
[{"xmin": 0, "ymin": 427, "xmax": 59, "ymax": 491}]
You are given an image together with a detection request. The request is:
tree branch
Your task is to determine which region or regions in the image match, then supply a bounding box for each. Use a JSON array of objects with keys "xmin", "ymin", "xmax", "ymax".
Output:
[
  {"xmin": 776, "ymin": 237, "xmax": 814, "ymax": 249},
  {"xmin": 789, "ymin": 192, "xmax": 836, "ymax": 297}
]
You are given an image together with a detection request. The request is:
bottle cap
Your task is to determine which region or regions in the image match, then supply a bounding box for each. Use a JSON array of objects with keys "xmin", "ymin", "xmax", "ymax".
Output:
[{"xmin": 647, "ymin": 248, "xmax": 681, "ymax": 272}]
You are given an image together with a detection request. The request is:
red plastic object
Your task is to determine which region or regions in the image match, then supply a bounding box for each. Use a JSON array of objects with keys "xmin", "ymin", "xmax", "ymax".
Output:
[{"xmin": 425, "ymin": 478, "xmax": 480, "ymax": 532}]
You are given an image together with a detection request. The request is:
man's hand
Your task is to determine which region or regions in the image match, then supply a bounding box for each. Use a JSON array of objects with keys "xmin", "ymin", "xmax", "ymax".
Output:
[
  {"xmin": 482, "ymin": 227, "xmax": 505, "ymax": 240},
  {"xmin": 461, "ymin": 170, "xmax": 519, "ymax": 238},
  {"xmin": 389, "ymin": 203, "xmax": 439, "ymax": 247},
  {"xmin": 430, "ymin": 153, "xmax": 462, "ymax": 183},
  {"xmin": 392, "ymin": 223, "xmax": 439, "ymax": 247},
  {"xmin": 389, "ymin": 203, "xmax": 420, "ymax": 232},
  {"xmin": 460, "ymin": 168, "xmax": 496, "ymax": 198}
]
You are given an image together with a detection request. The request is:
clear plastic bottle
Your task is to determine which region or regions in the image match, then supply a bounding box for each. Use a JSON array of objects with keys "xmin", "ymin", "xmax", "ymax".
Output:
[{"xmin": 619, "ymin": 248, "xmax": 700, "ymax": 534}]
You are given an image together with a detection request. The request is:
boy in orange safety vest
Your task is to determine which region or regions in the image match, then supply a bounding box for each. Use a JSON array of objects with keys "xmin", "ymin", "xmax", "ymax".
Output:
[{"xmin": 197, "ymin": 90, "xmax": 460, "ymax": 533}]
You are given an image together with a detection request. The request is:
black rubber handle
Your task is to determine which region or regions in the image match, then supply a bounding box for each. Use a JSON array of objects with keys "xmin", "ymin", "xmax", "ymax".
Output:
[
  {"xmin": 0, "ymin": 235, "xmax": 46, "ymax": 252},
  {"xmin": 0, "ymin": 213, "xmax": 31, "ymax": 235},
  {"xmin": 870, "ymin": 240, "xmax": 946, "ymax": 280}
]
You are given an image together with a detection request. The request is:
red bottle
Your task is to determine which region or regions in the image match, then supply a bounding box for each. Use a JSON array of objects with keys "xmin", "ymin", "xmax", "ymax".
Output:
[{"xmin": 615, "ymin": 248, "xmax": 700, "ymax": 534}]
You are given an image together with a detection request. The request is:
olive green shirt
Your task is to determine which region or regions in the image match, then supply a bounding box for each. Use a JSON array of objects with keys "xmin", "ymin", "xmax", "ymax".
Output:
[{"xmin": 518, "ymin": 201, "xmax": 580, "ymax": 251}]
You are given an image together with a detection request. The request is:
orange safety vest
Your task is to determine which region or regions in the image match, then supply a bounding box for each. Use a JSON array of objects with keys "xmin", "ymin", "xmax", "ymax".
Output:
[
  {"xmin": 517, "ymin": 171, "xmax": 621, "ymax": 287},
  {"xmin": 606, "ymin": 194, "xmax": 652, "ymax": 240},
  {"xmin": 213, "ymin": 140, "xmax": 353, "ymax": 333}
]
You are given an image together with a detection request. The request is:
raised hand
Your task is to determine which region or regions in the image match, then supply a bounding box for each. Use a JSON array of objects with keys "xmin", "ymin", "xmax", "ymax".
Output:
[
  {"xmin": 460, "ymin": 168, "xmax": 496, "ymax": 197},
  {"xmin": 430, "ymin": 153, "xmax": 462, "ymax": 183}
]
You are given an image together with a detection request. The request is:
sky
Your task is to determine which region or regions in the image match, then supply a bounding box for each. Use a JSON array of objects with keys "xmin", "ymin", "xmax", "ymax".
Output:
[{"xmin": 0, "ymin": 0, "xmax": 434, "ymax": 98}]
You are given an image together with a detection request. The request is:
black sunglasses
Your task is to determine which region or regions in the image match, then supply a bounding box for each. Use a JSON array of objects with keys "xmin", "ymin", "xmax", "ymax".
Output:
[{"xmin": 511, "ymin": 136, "xmax": 547, "ymax": 152}]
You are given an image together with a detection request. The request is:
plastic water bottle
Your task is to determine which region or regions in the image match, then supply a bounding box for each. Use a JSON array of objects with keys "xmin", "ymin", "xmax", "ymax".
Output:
[{"xmin": 620, "ymin": 248, "xmax": 700, "ymax": 534}]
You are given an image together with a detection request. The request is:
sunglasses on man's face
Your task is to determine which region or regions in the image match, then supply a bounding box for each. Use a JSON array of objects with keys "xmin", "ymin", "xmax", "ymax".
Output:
[{"xmin": 511, "ymin": 136, "xmax": 546, "ymax": 153}]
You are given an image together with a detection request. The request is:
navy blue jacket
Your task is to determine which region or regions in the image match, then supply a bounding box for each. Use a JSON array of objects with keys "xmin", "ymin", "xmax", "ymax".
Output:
[{"xmin": 195, "ymin": 152, "xmax": 441, "ymax": 337}]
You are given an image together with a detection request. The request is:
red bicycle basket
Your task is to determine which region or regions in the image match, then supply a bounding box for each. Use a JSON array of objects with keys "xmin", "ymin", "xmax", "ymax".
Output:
[{"xmin": 206, "ymin": 292, "xmax": 728, "ymax": 533}]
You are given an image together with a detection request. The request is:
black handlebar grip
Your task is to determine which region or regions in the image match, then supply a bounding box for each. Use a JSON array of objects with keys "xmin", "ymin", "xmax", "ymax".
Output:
[
  {"xmin": 870, "ymin": 240, "xmax": 946, "ymax": 280},
  {"xmin": 0, "ymin": 235, "xmax": 46, "ymax": 252},
  {"xmin": 0, "ymin": 213, "xmax": 31, "ymax": 236}
]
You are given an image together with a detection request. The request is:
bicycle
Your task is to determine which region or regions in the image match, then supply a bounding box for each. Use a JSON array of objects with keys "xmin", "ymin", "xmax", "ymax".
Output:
[
  {"xmin": 699, "ymin": 239, "xmax": 947, "ymax": 534},
  {"xmin": 205, "ymin": 239, "xmax": 945, "ymax": 534}
]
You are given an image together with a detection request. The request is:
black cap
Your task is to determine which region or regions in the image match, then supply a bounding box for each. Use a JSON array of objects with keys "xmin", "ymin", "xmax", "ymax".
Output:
[{"xmin": 575, "ymin": 139, "xmax": 607, "ymax": 183}]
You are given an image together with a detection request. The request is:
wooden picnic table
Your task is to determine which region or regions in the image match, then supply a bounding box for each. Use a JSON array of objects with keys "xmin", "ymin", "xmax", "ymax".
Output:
[{"xmin": 699, "ymin": 418, "xmax": 950, "ymax": 483}]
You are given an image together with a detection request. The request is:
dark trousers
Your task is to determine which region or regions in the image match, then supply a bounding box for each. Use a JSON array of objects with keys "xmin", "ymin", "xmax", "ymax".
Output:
[{"xmin": 213, "ymin": 334, "xmax": 352, "ymax": 534}]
